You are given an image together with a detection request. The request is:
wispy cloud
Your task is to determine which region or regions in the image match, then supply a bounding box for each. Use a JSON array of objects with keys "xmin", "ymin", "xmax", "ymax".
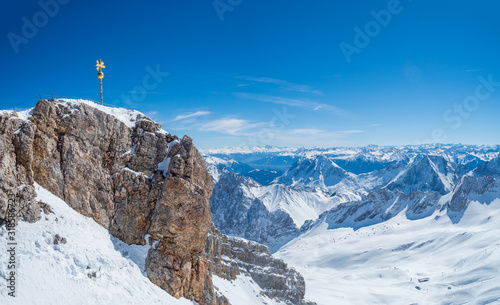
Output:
[
  {"xmin": 289, "ymin": 128, "xmax": 326, "ymax": 135},
  {"xmin": 236, "ymin": 76, "xmax": 323, "ymax": 95},
  {"xmin": 465, "ymin": 68, "xmax": 486, "ymax": 73},
  {"xmin": 234, "ymin": 93, "xmax": 353, "ymax": 119},
  {"xmin": 369, "ymin": 123, "xmax": 381, "ymax": 127},
  {"xmin": 196, "ymin": 114, "xmax": 363, "ymax": 147},
  {"xmin": 173, "ymin": 111, "xmax": 211, "ymax": 121},
  {"xmin": 199, "ymin": 118, "xmax": 266, "ymax": 136}
]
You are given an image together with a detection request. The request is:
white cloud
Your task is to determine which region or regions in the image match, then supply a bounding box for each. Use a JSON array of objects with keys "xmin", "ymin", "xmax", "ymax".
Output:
[
  {"xmin": 289, "ymin": 128, "xmax": 326, "ymax": 135},
  {"xmin": 465, "ymin": 68, "xmax": 486, "ymax": 73},
  {"xmin": 198, "ymin": 116, "xmax": 364, "ymax": 147},
  {"xmin": 199, "ymin": 118, "xmax": 266, "ymax": 136},
  {"xmin": 173, "ymin": 111, "xmax": 211, "ymax": 121},
  {"xmin": 235, "ymin": 76, "xmax": 323, "ymax": 95}
]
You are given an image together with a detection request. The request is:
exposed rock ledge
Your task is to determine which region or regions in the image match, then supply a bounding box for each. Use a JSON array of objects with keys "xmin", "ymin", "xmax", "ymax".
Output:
[
  {"xmin": 0, "ymin": 99, "xmax": 314, "ymax": 305},
  {"xmin": 204, "ymin": 225, "xmax": 316, "ymax": 305}
]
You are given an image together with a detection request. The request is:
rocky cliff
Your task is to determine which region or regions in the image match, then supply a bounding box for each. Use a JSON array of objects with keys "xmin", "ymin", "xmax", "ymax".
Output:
[
  {"xmin": 204, "ymin": 225, "xmax": 315, "ymax": 305},
  {"xmin": 0, "ymin": 99, "xmax": 313, "ymax": 305},
  {"xmin": 209, "ymin": 166, "xmax": 300, "ymax": 252},
  {"xmin": 1, "ymin": 99, "xmax": 214, "ymax": 303}
]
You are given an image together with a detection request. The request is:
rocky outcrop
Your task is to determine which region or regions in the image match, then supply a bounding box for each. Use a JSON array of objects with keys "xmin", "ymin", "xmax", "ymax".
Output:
[
  {"xmin": 204, "ymin": 225, "xmax": 316, "ymax": 305},
  {"xmin": 448, "ymin": 175, "xmax": 500, "ymax": 212},
  {"xmin": 209, "ymin": 167, "xmax": 300, "ymax": 252},
  {"xmin": 301, "ymin": 187, "xmax": 442, "ymax": 232},
  {"xmin": 0, "ymin": 100, "xmax": 215, "ymax": 304},
  {"xmin": 0, "ymin": 112, "xmax": 39, "ymax": 225},
  {"xmin": 386, "ymin": 155, "xmax": 464, "ymax": 195}
]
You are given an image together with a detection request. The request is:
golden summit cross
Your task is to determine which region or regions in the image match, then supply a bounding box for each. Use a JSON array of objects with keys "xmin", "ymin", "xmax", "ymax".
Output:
[{"xmin": 96, "ymin": 59, "xmax": 105, "ymax": 105}]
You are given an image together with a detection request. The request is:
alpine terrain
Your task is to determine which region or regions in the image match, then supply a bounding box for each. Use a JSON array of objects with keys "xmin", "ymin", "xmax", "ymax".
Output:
[
  {"xmin": 0, "ymin": 99, "xmax": 314, "ymax": 305},
  {"xmin": 204, "ymin": 145, "xmax": 500, "ymax": 304}
]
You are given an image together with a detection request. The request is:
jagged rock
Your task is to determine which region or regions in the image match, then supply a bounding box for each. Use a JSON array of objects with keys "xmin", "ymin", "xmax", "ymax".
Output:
[
  {"xmin": 386, "ymin": 155, "xmax": 465, "ymax": 195},
  {"xmin": 204, "ymin": 225, "xmax": 316, "ymax": 305},
  {"xmin": 0, "ymin": 100, "xmax": 216, "ymax": 304},
  {"xmin": 40, "ymin": 201, "xmax": 54, "ymax": 215},
  {"xmin": 110, "ymin": 169, "xmax": 159, "ymax": 244},
  {"xmin": 276, "ymin": 155, "xmax": 353, "ymax": 192},
  {"xmin": 448, "ymin": 175, "xmax": 499, "ymax": 212},
  {"xmin": 0, "ymin": 111, "xmax": 38, "ymax": 225},
  {"xmin": 54, "ymin": 234, "xmax": 67, "ymax": 245},
  {"xmin": 147, "ymin": 242, "xmax": 215, "ymax": 304},
  {"xmin": 209, "ymin": 167, "xmax": 299, "ymax": 252},
  {"xmin": 301, "ymin": 188, "xmax": 442, "ymax": 232}
]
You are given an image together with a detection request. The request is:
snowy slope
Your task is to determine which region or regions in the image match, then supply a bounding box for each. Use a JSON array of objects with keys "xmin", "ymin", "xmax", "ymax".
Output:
[
  {"xmin": 0, "ymin": 183, "xmax": 192, "ymax": 305},
  {"xmin": 212, "ymin": 275, "xmax": 281, "ymax": 305},
  {"xmin": 248, "ymin": 184, "xmax": 334, "ymax": 227},
  {"xmin": 204, "ymin": 145, "xmax": 500, "ymax": 304},
  {"xmin": 277, "ymin": 198, "xmax": 500, "ymax": 305},
  {"xmin": 0, "ymin": 183, "xmax": 285, "ymax": 305},
  {"xmin": 54, "ymin": 99, "xmax": 154, "ymax": 129},
  {"xmin": 208, "ymin": 165, "xmax": 337, "ymax": 249},
  {"xmin": 6, "ymin": 98, "xmax": 169, "ymax": 133}
]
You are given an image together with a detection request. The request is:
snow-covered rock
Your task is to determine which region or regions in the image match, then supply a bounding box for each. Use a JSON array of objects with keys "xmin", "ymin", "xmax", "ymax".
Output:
[
  {"xmin": 275, "ymin": 155, "xmax": 354, "ymax": 192},
  {"xmin": 0, "ymin": 183, "xmax": 193, "ymax": 305},
  {"xmin": 386, "ymin": 155, "xmax": 466, "ymax": 195},
  {"xmin": 209, "ymin": 167, "xmax": 299, "ymax": 252}
]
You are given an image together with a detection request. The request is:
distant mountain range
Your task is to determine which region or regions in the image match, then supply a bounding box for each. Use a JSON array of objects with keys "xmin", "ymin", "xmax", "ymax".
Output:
[{"xmin": 203, "ymin": 145, "xmax": 500, "ymax": 250}]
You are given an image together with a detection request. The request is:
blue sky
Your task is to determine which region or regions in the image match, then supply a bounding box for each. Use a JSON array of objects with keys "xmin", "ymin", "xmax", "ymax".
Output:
[{"xmin": 1, "ymin": 0, "xmax": 500, "ymax": 149}]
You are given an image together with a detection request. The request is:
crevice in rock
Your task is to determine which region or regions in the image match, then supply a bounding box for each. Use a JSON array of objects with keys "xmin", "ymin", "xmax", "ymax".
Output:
[{"xmin": 56, "ymin": 131, "xmax": 66, "ymax": 201}]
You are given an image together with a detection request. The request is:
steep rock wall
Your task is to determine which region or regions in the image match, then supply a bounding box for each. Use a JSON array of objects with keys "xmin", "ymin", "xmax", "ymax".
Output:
[
  {"xmin": 0, "ymin": 99, "xmax": 215, "ymax": 304},
  {"xmin": 204, "ymin": 225, "xmax": 316, "ymax": 305}
]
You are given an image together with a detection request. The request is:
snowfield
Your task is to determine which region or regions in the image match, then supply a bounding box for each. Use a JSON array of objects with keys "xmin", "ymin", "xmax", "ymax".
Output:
[
  {"xmin": 212, "ymin": 275, "xmax": 281, "ymax": 305},
  {"xmin": 248, "ymin": 184, "xmax": 334, "ymax": 227},
  {"xmin": 277, "ymin": 198, "xmax": 500, "ymax": 305}
]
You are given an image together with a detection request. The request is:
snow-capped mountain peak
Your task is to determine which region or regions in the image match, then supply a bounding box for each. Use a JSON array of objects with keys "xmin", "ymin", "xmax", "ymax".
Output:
[{"xmin": 275, "ymin": 154, "xmax": 353, "ymax": 192}]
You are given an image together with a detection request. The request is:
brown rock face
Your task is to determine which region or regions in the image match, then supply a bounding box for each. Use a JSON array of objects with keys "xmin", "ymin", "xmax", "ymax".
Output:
[
  {"xmin": 0, "ymin": 112, "xmax": 38, "ymax": 224},
  {"xmin": 0, "ymin": 99, "xmax": 216, "ymax": 304},
  {"xmin": 204, "ymin": 225, "xmax": 316, "ymax": 305}
]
